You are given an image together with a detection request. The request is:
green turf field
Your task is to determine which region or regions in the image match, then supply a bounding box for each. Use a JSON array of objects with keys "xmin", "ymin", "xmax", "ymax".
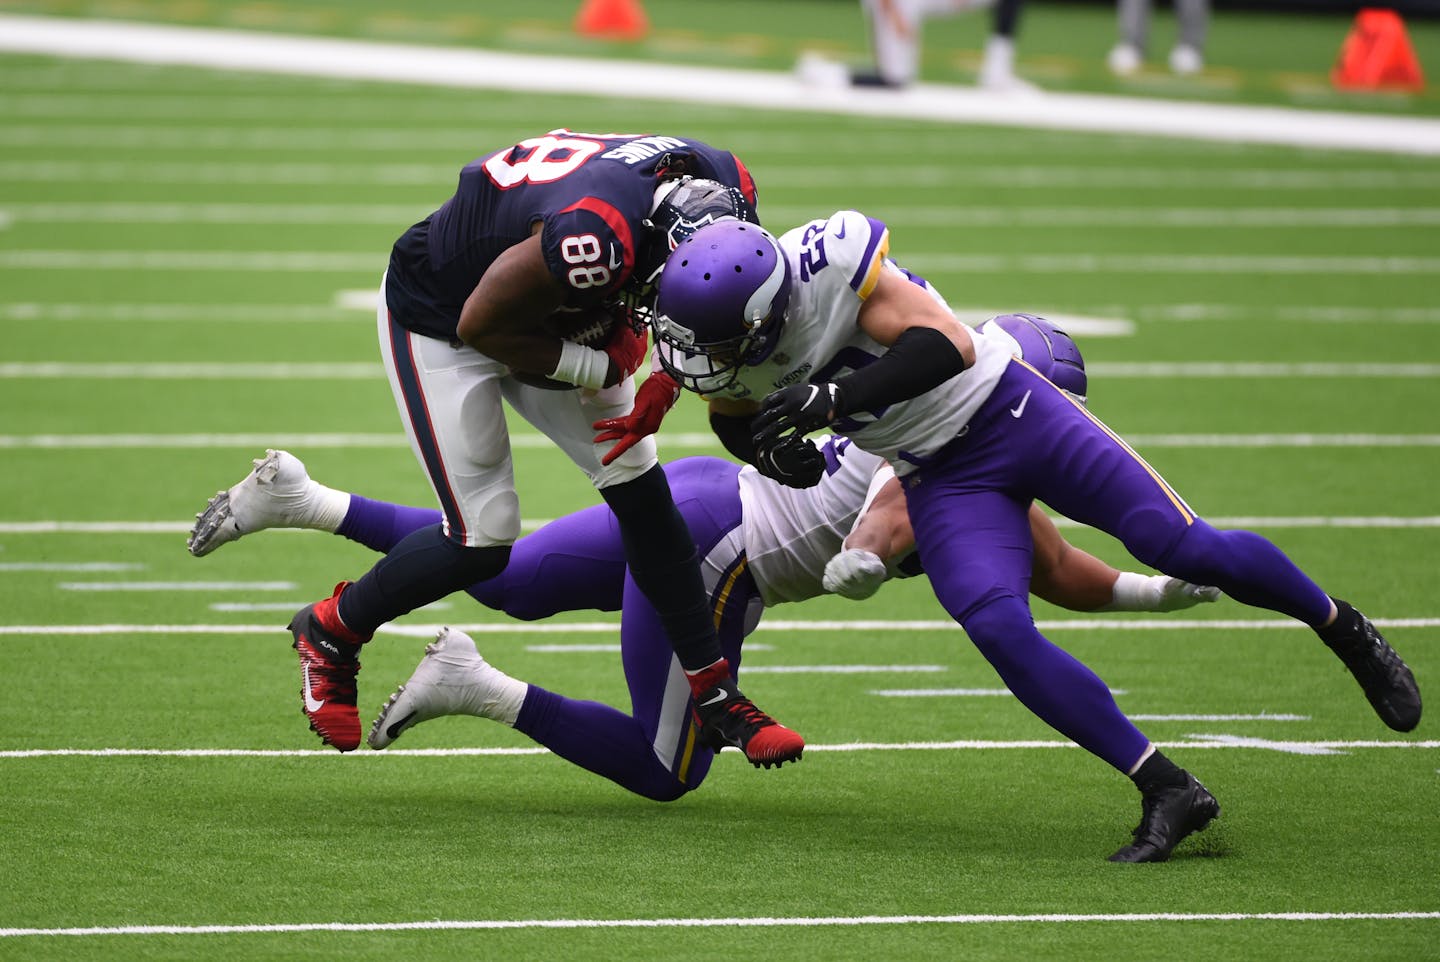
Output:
[{"xmin": 0, "ymin": 8, "xmax": 1438, "ymax": 961}]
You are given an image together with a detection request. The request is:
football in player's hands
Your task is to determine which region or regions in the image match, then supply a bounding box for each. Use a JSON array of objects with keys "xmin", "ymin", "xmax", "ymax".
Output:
[
  {"xmin": 512, "ymin": 303, "xmax": 625, "ymax": 390},
  {"xmin": 754, "ymin": 435, "xmax": 825, "ymax": 489}
]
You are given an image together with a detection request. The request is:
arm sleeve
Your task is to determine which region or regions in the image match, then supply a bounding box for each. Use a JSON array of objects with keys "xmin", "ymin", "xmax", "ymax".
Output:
[
  {"xmin": 833, "ymin": 326, "xmax": 969, "ymax": 417},
  {"xmin": 710, "ymin": 410, "xmax": 758, "ymax": 464}
]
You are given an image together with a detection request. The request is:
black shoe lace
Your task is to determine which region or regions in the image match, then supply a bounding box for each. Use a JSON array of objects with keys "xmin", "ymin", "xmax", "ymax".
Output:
[{"xmin": 722, "ymin": 696, "xmax": 775, "ymax": 733}]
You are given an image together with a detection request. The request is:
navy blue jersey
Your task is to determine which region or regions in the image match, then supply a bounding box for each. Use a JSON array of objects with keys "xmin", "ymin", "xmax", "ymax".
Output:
[{"xmin": 386, "ymin": 129, "xmax": 758, "ymax": 341}]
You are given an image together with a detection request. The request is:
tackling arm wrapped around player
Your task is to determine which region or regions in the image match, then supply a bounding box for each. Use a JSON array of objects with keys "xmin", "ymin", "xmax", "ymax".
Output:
[{"xmin": 752, "ymin": 266, "xmax": 976, "ymax": 449}]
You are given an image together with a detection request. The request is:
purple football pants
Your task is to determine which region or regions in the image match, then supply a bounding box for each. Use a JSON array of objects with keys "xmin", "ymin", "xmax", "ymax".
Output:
[
  {"xmin": 340, "ymin": 456, "xmax": 751, "ymax": 800},
  {"xmin": 902, "ymin": 361, "xmax": 1333, "ymax": 772}
]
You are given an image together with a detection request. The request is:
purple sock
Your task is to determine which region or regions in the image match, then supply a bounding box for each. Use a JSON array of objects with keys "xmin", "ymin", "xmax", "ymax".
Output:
[
  {"xmin": 336, "ymin": 494, "xmax": 442, "ymax": 554},
  {"xmin": 515, "ymin": 686, "xmax": 691, "ymax": 802}
]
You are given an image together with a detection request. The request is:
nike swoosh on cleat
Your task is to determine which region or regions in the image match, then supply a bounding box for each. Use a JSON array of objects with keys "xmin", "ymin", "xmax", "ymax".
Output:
[
  {"xmin": 1010, "ymin": 389, "xmax": 1032, "ymax": 419},
  {"xmin": 302, "ymin": 665, "xmax": 325, "ymax": 713},
  {"xmin": 699, "ymin": 690, "xmax": 731, "ymax": 708},
  {"xmin": 385, "ymin": 711, "xmax": 417, "ymax": 739}
]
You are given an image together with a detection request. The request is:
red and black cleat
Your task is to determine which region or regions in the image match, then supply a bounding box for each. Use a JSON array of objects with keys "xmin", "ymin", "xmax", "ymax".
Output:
[
  {"xmin": 287, "ymin": 582, "xmax": 366, "ymax": 752},
  {"xmin": 693, "ymin": 682, "xmax": 805, "ymax": 769}
]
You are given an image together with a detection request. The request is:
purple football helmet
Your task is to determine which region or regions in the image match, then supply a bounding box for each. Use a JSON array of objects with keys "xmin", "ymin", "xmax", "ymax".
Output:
[
  {"xmin": 652, "ymin": 220, "xmax": 791, "ymax": 393},
  {"xmin": 979, "ymin": 313, "xmax": 1088, "ymax": 402}
]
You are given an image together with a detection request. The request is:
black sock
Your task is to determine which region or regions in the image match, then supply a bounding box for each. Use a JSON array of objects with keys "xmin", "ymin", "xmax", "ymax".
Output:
[
  {"xmin": 1131, "ymin": 749, "xmax": 1188, "ymax": 793},
  {"xmin": 1317, "ymin": 598, "xmax": 1360, "ymax": 644},
  {"xmin": 338, "ymin": 524, "xmax": 510, "ymax": 635}
]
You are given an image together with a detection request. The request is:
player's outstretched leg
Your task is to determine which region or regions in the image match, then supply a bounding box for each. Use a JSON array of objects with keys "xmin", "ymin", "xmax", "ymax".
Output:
[
  {"xmin": 1317, "ymin": 599, "xmax": 1421, "ymax": 732},
  {"xmin": 187, "ymin": 449, "xmax": 346, "ymax": 556},
  {"xmin": 687, "ymin": 660, "xmax": 804, "ymax": 769},
  {"xmin": 1109, "ymin": 750, "xmax": 1221, "ymax": 863},
  {"xmin": 368, "ymin": 627, "xmax": 526, "ymax": 749},
  {"xmin": 288, "ymin": 581, "xmax": 369, "ymax": 752}
]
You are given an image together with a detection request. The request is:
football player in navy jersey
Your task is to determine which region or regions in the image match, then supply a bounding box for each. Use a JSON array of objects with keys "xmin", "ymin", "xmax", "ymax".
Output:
[
  {"xmin": 192, "ymin": 130, "xmax": 804, "ymax": 768},
  {"xmin": 639, "ymin": 215, "xmax": 1421, "ymax": 862},
  {"xmin": 183, "ymin": 428, "xmax": 1218, "ymax": 799}
]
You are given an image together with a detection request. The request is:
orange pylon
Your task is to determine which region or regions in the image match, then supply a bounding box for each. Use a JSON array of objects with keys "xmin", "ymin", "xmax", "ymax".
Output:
[
  {"xmin": 574, "ymin": 0, "xmax": 649, "ymax": 41},
  {"xmin": 1332, "ymin": 8, "xmax": 1424, "ymax": 92}
]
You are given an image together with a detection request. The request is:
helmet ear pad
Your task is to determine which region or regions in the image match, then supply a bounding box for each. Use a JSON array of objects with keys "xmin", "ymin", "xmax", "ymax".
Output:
[{"xmin": 652, "ymin": 221, "xmax": 791, "ymax": 393}]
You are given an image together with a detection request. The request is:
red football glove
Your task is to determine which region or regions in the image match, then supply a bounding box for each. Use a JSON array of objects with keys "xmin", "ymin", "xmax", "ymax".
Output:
[
  {"xmin": 602, "ymin": 318, "xmax": 649, "ymax": 383},
  {"xmin": 593, "ymin": 370, "xmax": 682, "ymax": 466}
]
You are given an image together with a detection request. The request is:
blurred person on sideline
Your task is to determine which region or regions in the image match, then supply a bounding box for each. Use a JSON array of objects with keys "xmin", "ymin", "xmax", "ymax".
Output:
[
  {"xmin": 1107, "ymin": 0, "xmax": 1209, "ymax": 75},
  {"xmin": 797, "ymin": 0, "xmax": 1035, "ymax": 92}
]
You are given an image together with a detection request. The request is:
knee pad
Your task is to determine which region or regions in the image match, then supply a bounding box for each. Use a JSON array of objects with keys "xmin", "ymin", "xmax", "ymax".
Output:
[{"xmin": 460, "ymin": 488, "xmax": 520, "ymax": 546}]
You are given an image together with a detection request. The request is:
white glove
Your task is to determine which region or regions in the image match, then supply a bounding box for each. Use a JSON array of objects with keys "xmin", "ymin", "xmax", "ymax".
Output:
[
  {"xmin": 1104, "ymin": 572, "xmax": 1221, "ymax": 611},
  {"xmin": 1154, "ymin": 576, "xmax": 1221, "ymax": 611},
  {"xmin": 822, "ymin": 548, "xmax": 889, "ymax": 600}
]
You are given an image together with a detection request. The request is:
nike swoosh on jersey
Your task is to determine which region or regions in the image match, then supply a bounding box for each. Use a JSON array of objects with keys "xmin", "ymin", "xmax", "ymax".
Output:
[{"xmin": 1010, "ymin": 390, "xmax": 1032, "ymax": 419}]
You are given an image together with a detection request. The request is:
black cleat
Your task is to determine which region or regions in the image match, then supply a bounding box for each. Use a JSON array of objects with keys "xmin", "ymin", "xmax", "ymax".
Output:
[
  {"xmin": 693, "ymin": 683, "xmax": 804, "ymax": 769},
  {"xmin": 1109, "ymin": 772, "xmax": 1220, "ymax": 863},
  {"xmin": 1321, "ymin": 601, "xmax": 1422, "ymax": 732}
]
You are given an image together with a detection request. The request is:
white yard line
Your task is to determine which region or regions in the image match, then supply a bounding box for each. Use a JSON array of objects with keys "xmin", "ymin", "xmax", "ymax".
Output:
[
  {"xmin": 2, "ymin": 910, "xmax": 1437, "ymax": 939},
  {"xmin": 7, "ymin": 302, "xmax": 1439, "ymax": 326},
  {"xmin": 2, "ymin": 618, "xmax": 1438, "ymax": 636},
  {"xmin": 0, "ymin": 562, "xmax": 143, "ymax": 572},
  {"xmin": 56, "ymin": 581, "xmax": 296, "ymax": 592},
  {"xmin": 4, "ymin": 161, "xmax": 1439, "ymax": 188},
  {"xmin": 7, "ymin": 362, "xmax": 1440, "ymax": 380},
  {"xmin": 2, "ymin": 432, "xmax": 1439, "ymax": 451},
  {"xmin": 2, "ymin": 14, "xmax": 1439, "ymax": 155},
  {"xmin": 0, "ymin": 516, "xmax": 1436, "ymax": 539},
  {"xmin": 9, "ymin": 250, "xmax": 1438, "ymax": 275},
  {"xmin": 902, "ymin": 254, "xmax": 1440, "ymax": 274},
  {"xmin": 5, "ymin": 202, "xmax": 1439, "ymax": 228},
  {"xmin": 0, "ymin": 740, "xmax": 1433, "ymax": 760}
]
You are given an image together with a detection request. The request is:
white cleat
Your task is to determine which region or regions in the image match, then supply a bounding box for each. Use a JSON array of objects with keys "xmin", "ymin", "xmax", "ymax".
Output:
[
  {"xmin": 1107, "ymin": 43, "xmax": 1142, "ymax": 76},
  {"xmin": 187, "ymin": 449, "xmax": 325, "ymax": 557},
  {"xmin": 367, "ymin": 628, "xmax": 525, "ymax": 750},
  {"xmin": 1169, "ymin": 45, "xmax": 1204, "ymax": 76}
]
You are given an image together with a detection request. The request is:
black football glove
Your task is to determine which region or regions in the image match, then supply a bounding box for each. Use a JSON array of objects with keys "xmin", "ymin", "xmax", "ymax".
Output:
[
  {"xmin": 754, "ymin": 435, "xmax": 825, "ymax": 489},
  {"xmin": 751, "ymin": 383, "xmax": 843, "ymax": 448}
]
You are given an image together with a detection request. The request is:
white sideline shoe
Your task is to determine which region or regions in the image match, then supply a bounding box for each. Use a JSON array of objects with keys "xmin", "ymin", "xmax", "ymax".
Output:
[
  {"xmin": 367, "ymin": 628, "xmax": 526, "ymax": 749},
  {"xmin": 1108, "ymin": 43, "xmax": 1142, "ymax": 76},
  {"xmin": 187, "ymin": 449, "xmax": 334, "ymax": 557},
  {"xmin": 1169, "ymin": 45, "xmax": 1203, "ymax": 75}
]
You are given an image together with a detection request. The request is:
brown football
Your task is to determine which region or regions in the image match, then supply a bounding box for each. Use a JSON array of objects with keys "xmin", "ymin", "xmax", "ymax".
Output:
[{"xmin": 511, "ymin": 305, "xmax": 622, "ymax": 390}]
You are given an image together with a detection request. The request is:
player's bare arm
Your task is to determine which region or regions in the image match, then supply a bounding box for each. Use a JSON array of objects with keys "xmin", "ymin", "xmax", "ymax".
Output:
[
  {"xmin": 1028, "ymin": 504, "xmax": 1221, "ymax": 612},
  {"xmin": 1028, "ymin": 503, "xmax": 1121, "ymax": 610},
  {"xmin": 455, "ymin": 230, "xmax": 568, "ymax": 374},
  {"xmin": 753, "ymin": 265, "xmax": 976, "ymax": 446},
  {"xmin": 855, "ymin": 265, "xmax": 976, "ymax": 363},
  {"xmin": 453, "ymin": 229, "xmax": 638, "ymax": 391}
]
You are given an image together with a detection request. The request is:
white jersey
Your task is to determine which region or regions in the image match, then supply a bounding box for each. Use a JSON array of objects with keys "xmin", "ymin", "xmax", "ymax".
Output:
[
  {"xmin": 739, "ymin": 435, "xmax": 903, "ymax": 606},
  {"xmin": 685, "ymin": 211, "xmax": 1012, "ymax": 473}
]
